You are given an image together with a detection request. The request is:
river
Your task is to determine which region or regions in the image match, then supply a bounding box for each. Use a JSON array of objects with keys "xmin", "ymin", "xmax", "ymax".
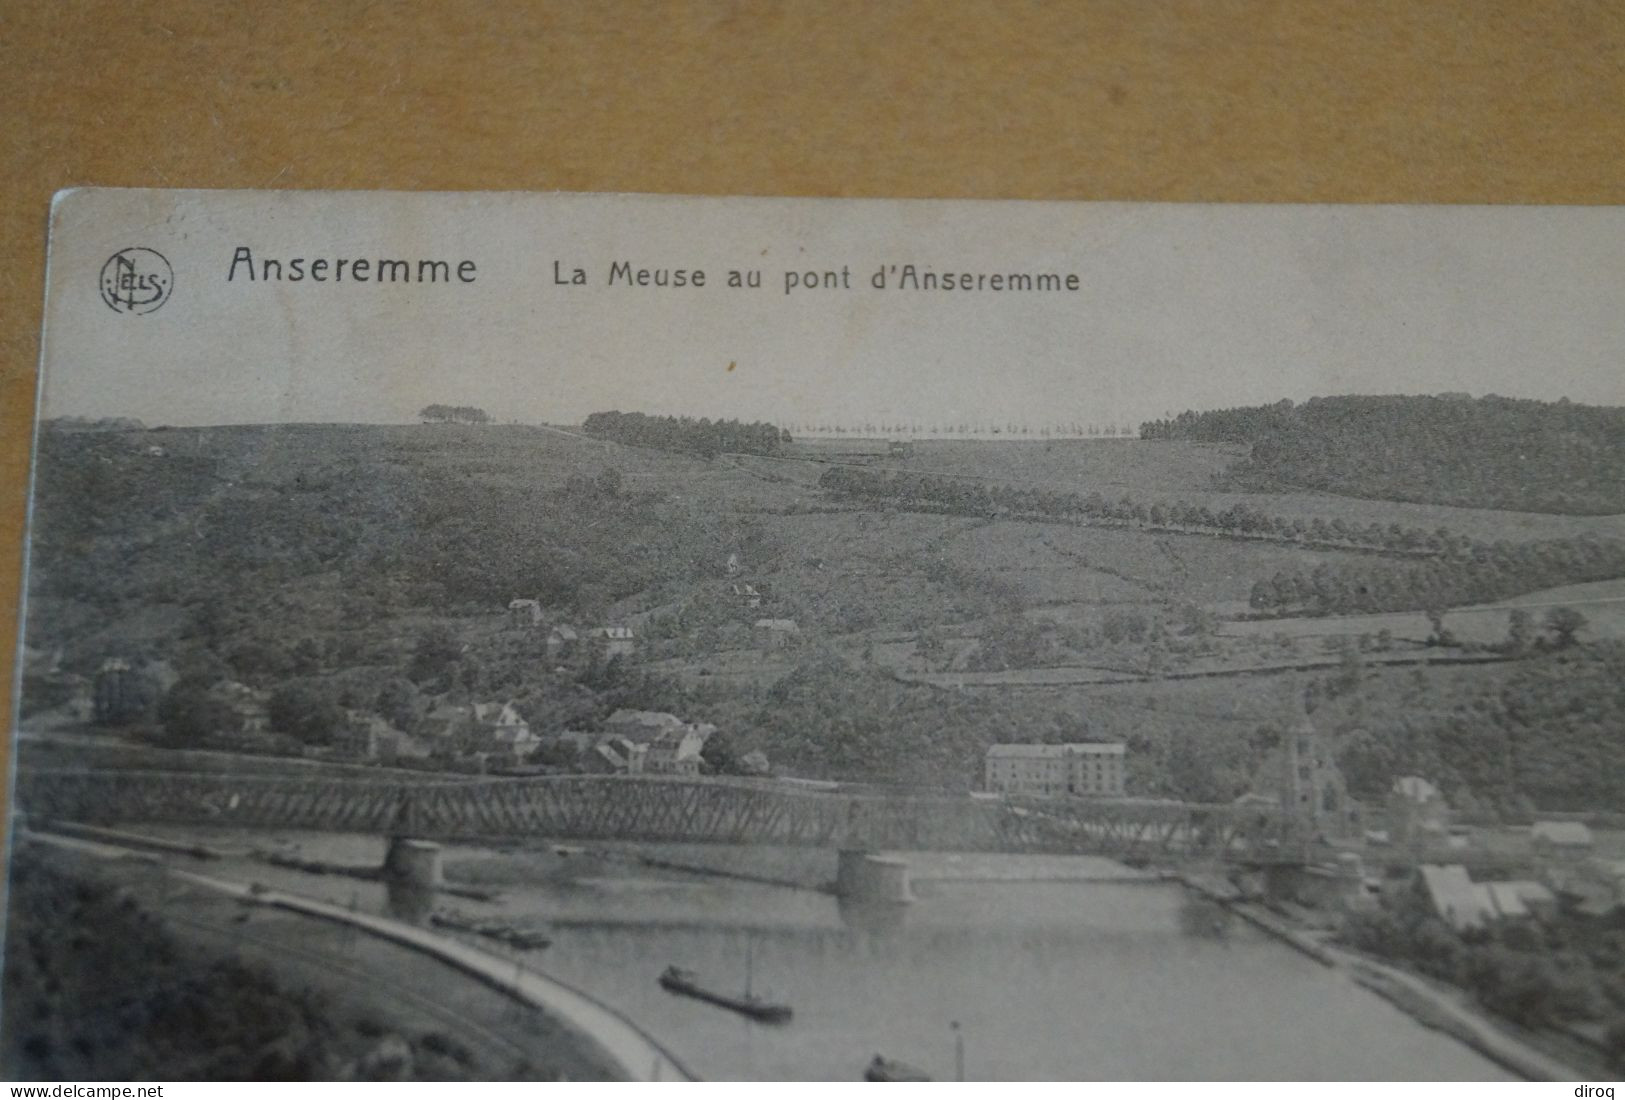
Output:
[{"xmin": 141, "ymin": 828, "xmax": 1513, "ymax": 1081}]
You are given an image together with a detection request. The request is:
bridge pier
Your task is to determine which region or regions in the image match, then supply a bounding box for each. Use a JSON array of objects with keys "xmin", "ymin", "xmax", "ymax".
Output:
[
  {"xmin": 1261, "ymin": 854, "xmax": 1368, "ymax": 910},
  {"xmin": 835, "ymin": 849, "xmax": 914, "ymax": 905},
  {"xmin": 383, "ymin": 837, "xmax": 443, "ymax": 925}
]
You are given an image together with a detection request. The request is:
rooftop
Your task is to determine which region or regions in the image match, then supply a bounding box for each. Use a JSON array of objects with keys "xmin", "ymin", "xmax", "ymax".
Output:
[
  {"xmin": 607, "ymin": 708, "xmax": 686, "ymax": 728},
  {"xmin": 1531, "ymin": 821, "xmax": 1593, "ymax": 846},
  {"xmin": 1418, "ymin": 864, "xmax": 1496, "ymax": 932},
  {"xmin": 987, "ymin": 742, "xmax": 1125, "ymax": 759},
  {"xmin": 1391, "ymin": 775, "xmax": 1441, "ymax": 802}
]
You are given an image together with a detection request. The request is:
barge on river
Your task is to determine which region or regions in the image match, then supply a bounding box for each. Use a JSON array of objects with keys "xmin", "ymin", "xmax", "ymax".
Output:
[{"xmin": 657, "ymin": 965, "xmax": 793, "ymax": 1025}]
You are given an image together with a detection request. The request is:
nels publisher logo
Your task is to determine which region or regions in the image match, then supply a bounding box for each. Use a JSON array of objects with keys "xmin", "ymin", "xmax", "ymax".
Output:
[{"xmin": 100, "ymin": 247, "xmax": 173, "ymax": 315}]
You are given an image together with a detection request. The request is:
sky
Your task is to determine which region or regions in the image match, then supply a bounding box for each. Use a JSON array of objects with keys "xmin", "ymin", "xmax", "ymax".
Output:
[{"xmin": 36, "ymin": 190, "xmax": 1625, "ymax": 430}]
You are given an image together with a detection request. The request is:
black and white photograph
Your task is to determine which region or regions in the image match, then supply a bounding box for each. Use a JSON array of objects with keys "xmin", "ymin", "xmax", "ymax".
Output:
[{"xmin": 6, "ymin": 189, "xmax": 1625, "ymax": 1082}]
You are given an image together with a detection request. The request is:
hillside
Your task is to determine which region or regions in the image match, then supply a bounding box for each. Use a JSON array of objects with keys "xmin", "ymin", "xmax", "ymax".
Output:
[
  {"xmin": 18, "ymin": 418, "xmax": 1625, "ymax": 798},
  {"xmin": 1141, "ymin": 394, "xmax": 1625, "ymax": 515},
  {"xmin": 21, "ymin": 422, "xmax": 1406, "ymax": 662},
  {"xmin": 1309, "ymin": 644, "xmax": 1625, "ymax": 815}
]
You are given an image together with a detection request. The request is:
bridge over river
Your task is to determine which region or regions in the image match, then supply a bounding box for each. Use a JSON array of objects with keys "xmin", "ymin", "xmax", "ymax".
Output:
[{"xmin": 18, "ymin": 768, "xmax": 1314, "ymax": 863}]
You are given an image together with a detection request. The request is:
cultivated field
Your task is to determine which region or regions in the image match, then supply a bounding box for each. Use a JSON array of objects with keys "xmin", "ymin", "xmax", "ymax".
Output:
[
  {"xmin": 892, "ymin": 438, "xmax": 1246, "ymax": 494},
  {"xmin": 870, "ymin": 438, "xmax": 1625, "ymax": 544},
  {"xmin": 1221, "ymin": 578, "xmax": 1625, "ymax": 648}
]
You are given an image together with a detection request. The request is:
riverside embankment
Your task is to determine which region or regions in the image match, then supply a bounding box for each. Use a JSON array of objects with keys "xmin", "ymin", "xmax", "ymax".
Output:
[{"xmin": 1175, "ymin": 871, "xmax": 1583, "ymax": 1081}]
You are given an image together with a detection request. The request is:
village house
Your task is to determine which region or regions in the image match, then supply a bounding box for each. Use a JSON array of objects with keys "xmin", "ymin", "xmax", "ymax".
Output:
[
  {"xmin": 411, "ymin": 699, "xmax": 536, "ymax": 761},
  {"xmin": 605, "ymin": 735, "xmax": 647, "ymax": 772},
  {"xmin": 582, "ymin": 736, "xmax": 647, "ymax": 775},
  {"xmin": 752, "ymin": 618, "xmax": 801, "ymax": 650},
  {"xmin": 1387, "ymin": 775, "xmax": 1450, "ymax": 847},
  {"xmin": 208, "ymin": 680, "xmax": 272, "ymax": 736},
  {"xmin": 343, "ymin": 711, "xmax": 432, "ymax": 764},
  {"xmin": 598, "ymin": 709, "xmax": 714, "ymax": 775},
  {"xmin": 1416, "ymin": 864, "xmax": 1497, "ymax": 932},
  {"xmin": 582, "ymin": 742, "xmax": 625, "ymax": 774},
  {"xmin": 984, "ymin": 743, "xmax": 1126, "ymax": 798},
  {"xmin": 18, "ymin": 648, "xmax": 94, "ymax": 728},
  {"xmin": 1482, "ymin": 880, "xmax": 1558, "ymax": 922},
  {"xmin": 732, "ymin": 582, "xmax": 763, "ymax": 609},
  {"xmin": 472, "ymin": 701, "xmax": 539, "ymax": 762},
  {"xmin": 646, "ymin": 727, "xmax": 709, "ymax": 776},
  {"xmin": 507, "ymin": 598, "xmax": 543, "ymax": 629},
  {"xmin": 597, "ymin": 625, "xmax": 636, "ymax": 659},
  {"xmin": 604, "ymin": 708, "xmax": 689, "ymax": 744},
  {"xmin": 1416, "ymin": 864, "xmax": 1564, "ymax": 931},
  {"xmin": 93, "ymin": 657, "xmax": 177, "ymax": 724},
  {"xmin": 1544, "ymin": 857, "xmax": 1625, "ymax": 919},
  {"xmin": 1531, "ymin": 820, "xmax": 1594, "ymax": 862},
  {"xmin": 549, "ymin": 729, "xmax": 594, "ymax": 753},
  {"xmin": 548, "ymin": 729, "xmax": 598, "ymax": 756},
  {"xmin": 545, "ymin": 625, "xmax": 580, "ymax": 658},
  {"xmin": 57, "ymin": 678, "xmax": 96, "ymax": 725},
  {"xmin": 415, "ymin": 701, "xmax": 472, "ymax": 745}
]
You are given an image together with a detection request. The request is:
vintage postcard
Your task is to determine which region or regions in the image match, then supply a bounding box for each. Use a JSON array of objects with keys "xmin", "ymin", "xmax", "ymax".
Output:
[{"xmin": 6, "ymin": 188, "xmax": 1625, "ymax": 1082}]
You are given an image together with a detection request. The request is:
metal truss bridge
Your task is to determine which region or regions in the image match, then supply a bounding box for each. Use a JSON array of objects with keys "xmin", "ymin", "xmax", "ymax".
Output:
[{"xmin": 18, "ymin": 768, "xmax": 1310, "ymax": 863}]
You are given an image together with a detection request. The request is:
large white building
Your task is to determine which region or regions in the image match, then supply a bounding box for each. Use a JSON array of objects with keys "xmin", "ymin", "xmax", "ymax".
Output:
[{"xmin": 984, "ymin": 742, "xmax": 1126, "ymax": 798}]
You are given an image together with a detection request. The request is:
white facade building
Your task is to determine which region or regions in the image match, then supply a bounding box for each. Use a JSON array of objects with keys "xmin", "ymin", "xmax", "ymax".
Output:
[{"xmin": 984, "ymin": 742, "xmax": 1126, "ymax": 798}]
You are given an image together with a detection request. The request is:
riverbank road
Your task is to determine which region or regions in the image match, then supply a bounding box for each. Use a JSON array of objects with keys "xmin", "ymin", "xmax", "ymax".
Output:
[{"xmin": 18, "ymin": 833, "xmax": 677, "ymax": 1081}]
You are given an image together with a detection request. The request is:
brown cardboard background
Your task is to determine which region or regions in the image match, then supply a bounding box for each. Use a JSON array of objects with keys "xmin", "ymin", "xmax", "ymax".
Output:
[{"xmin": 5, "ymin": 0, "xmax": 1625, "ymax": 792}]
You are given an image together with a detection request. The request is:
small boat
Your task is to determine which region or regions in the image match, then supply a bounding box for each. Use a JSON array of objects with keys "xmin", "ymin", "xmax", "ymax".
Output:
[
  {"xmin": 431, "ymin": 910, "xmax": 552, "ymax": 951},
  {"xmin": 864, "ymin": 1054, "xmax": 932, "ymax": 1082},
  {"xmin": 658, "ymin": 965, "xmax": 793, "ymax": 1024}
]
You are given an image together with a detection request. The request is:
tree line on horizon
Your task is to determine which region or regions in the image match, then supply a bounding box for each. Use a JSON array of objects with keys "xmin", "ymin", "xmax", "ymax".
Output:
[
  {"xmin": 787, "ymin": 422, "xmax": 1138, "ymax": 437},
  {"xmin": 1139, "ymin": 393, "xmax": 1625, "ymax": 515},
  {"xmin": 418, "ymin": 405, "xmax": 491, "ymax": 424},
  {"xmin": 581, "ymin": 410, "xmax": 790, "ymax": 457}
]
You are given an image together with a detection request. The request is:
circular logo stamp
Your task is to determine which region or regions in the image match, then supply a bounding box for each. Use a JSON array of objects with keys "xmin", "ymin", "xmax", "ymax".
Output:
[{"xmin": 100, "ymin": 247, "xmax": 173, "ymax": 315}]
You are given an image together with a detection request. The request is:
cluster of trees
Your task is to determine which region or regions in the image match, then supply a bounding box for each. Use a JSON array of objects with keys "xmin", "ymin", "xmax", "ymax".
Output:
[
  {"xmin": 156, "ymin": 677, "xmax": 242, "ymax": 742},
  {"xmin": 1247, "ymin": 535, "xmax": 1625, "ymax": 616},
  {"xmin": 788, "ymin": 421, "xmax": 1136, "ymax": 437},
  {"xmin": 1140, "ymin": 394, "xmax": 1625, "ymax": 514},
  {"xmin": 819, "ymin": 465, "xmax": 1472, "ymax": 556},
  {"xmin": 404, "ymin": 465, "xmax": 771, "ymax": 613},
  {"xmin": 581, "ymin": 411, "xmax": 790, "ymax": 457},
  {"xmin": 155, "ymin": 672, "xmax": 354, "ymax": 750},
  {"xmin": 418, "ymin": 405, "xmax": 491, "ymax": 423},
  {"xmin": 2, "ymin": 850, "xmax": 511, "ymax": 1080},
  {"xmin": 1335, "ymin": 643, "xmax": 1625, "ymax": 813},
  {"xmin": 43, "ymin": 416, "xmax": 148, "ymax": 433},
  {"xmin": 725, "ymin": 649, "xmax": 1002, "ymax": 786},
  {"xmin": 28, "ymin": 426, "xmax": 770, "ymax": 633},
  {"xmin": 1339, "ymin": 893, "xmax": 1618, "ymax": 1045}
]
